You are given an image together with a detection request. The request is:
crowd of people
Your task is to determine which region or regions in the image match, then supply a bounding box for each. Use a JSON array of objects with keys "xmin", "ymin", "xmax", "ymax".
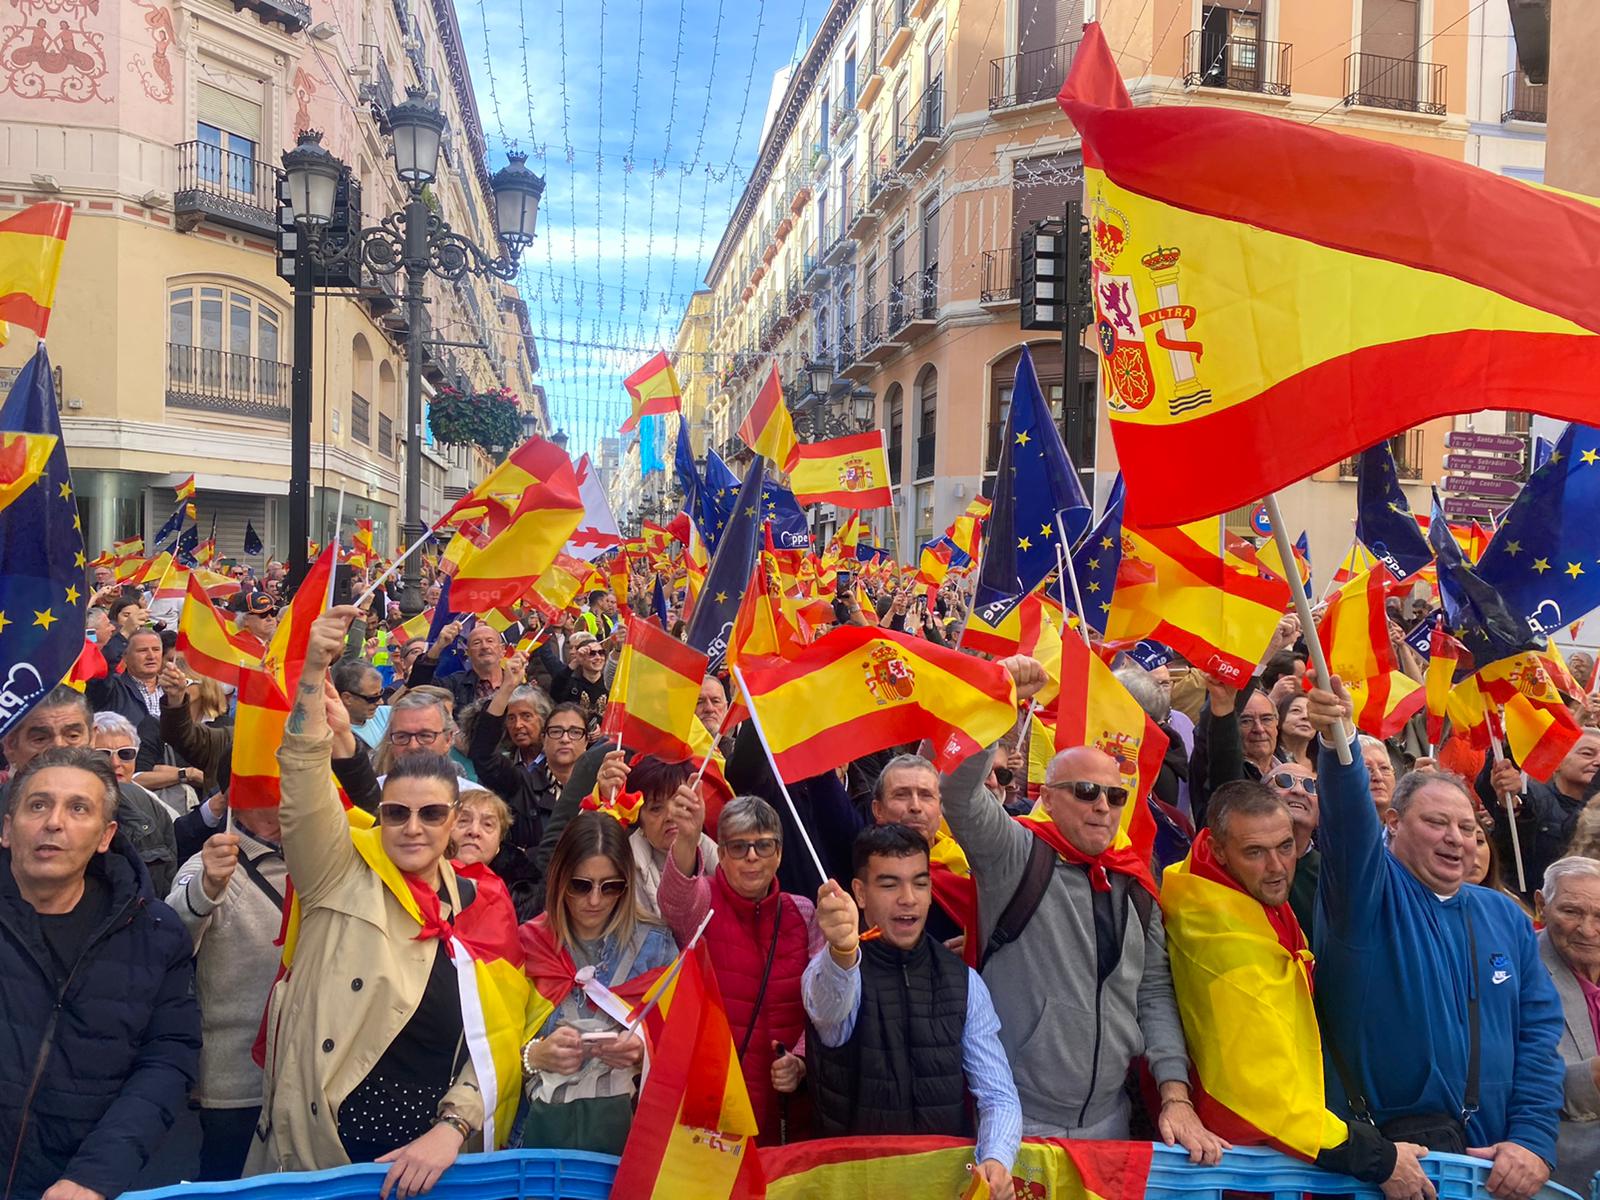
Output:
[{"xmin": 3, "ymin": 550, "xmax": 1599, "ymax": 1200}]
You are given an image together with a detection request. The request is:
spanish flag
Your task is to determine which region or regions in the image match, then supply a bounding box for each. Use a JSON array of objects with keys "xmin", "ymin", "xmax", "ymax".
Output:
[
  {"xmin": 598, "ymin": 616, "xmax": 708, "ymax": 763},
  {"xmin": 763, "ymin": 1136, "xmax": 1149, "ymax": 1200},
  {"xmin": 737, "ymin": 361, "xmax": 800, "ymax": 470},
  {"xmin": 1477, "ymin": 651, "xmax": 1583, "ymax": 779},
  {"xmin": 1059, "ymin": 23, "xmax": 1600, "ymax": 526},
  {"xmin": 947, "ymin": 495, "xmax": 991, "ymax": 564},
  {"xmin": 177, "ymin": 572, "xmax": 263, "ymax": 689},
  {"xmin": 175, "ymin": 474, "xmax": 196, "ymax": 503},
  {"xmin": 734, "ymin": 625, "xmax": 1018, "ymax": 779},
  {"xmin": 1316, "ymin": 564, "xmax": 1424, "ymax": 738},
  {"xmin": 1162, "ymin": 831, "xmax": 1350, "ymax": 1161},
  {"xmin": 621, "ymin": 351, "xmax": 684, "ymax": 434},
  {"xmin": 1105, "ymin": 518, "xmax": 1289, "ymax": 686},
  {"xmin": 1424, "ymin": 624, "xmax": 1465, "ymax": 748},
  {"xmin": 524, "ymin": 550, "xmax": 590, "ymax": 622},
  {"xmin": 0, "ymin": 431, "xmax": 56, "ymax": 516},
  {"xmin": 790, "ymin": 431, "xmax": 894, "ymax": 510},
  {"xmin": 0, "ymin": 202, "xmax": 71, "ymax": 346}
]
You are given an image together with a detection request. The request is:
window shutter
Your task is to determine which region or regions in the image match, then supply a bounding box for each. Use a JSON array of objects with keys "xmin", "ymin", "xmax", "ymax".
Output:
[{"xmin": 198, "ymin": 83, "xmax": 263, "ymax": 141}]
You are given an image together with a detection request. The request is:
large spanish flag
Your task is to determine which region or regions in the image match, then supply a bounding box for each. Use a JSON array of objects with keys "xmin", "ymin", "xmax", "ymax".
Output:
[
  {"xmin": 598, "ymin": 616, "xmax": 708, "ymax": 763},
  {"xmin": 737, "ymin": 361, "xmax": 800, "ymax": 470},
  {"xmin": 763, "ymin": 1136, "xmax": 1150, "ymax": 1200},
  {"xmin": 1316, "ymin": 565, "xmax": 1424, "ymax": 738},
  {"xmin": 620, "ymin": 351, "xmax": 684, "ymax": 433},
  {"xmin": 789, "ymin": 432, "xmax": 893, "ymax": 509},
  {"xmin": 1104, "ymin": 519, "xmax": 1289, "ymax": 686},
  {"xmin": 0, "ymin": 202, "xmax": 71, "ymax": 345},
  {"xmin": 735, "ymin": 625, "xmax": 1018, "ymax": 778},
  {"xmin": 1059, "ymin": 23, "xmax": 1600, "ymax": 526},
  {"xmin": 1162, "ymin": 832, "xmax": 1350, "ymax": 1161}
]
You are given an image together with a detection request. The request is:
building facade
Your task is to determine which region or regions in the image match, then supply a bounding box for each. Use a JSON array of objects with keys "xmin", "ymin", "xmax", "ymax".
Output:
[
  {"xmin": 686, "ymin": 0, "xmax": 1546, "ymax": 569},
  {"xmin": 0, "ymin": 0, "xmax": 544, "ymax": 561}
]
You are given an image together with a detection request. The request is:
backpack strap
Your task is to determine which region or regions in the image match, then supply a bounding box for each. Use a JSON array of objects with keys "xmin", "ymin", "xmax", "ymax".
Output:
[
  {"xmin": 979, "ymin": 835, "xmax": 1056, "ymax": 970},
  {"xmin": 1129, "ymin": 882, "xmax": 1153, "ymax": 935}
]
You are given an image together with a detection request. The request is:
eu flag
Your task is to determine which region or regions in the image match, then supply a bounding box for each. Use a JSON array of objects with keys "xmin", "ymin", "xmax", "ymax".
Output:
[
  {"xmin": 696, "ymin": 448, "xmax": 743, "ymax": 552},
  {"xmin": 1477, "ymin": 422, "xmax": 1600, "ymax": 637},
  {"xmin": 975, "ymin": 345, "xmax": 1092, "ymax": 620},
  {"xmin": 0, "ymin": 344, "xmax": 87, "ymax": 739},
  {"xmin": 1355, "ymin": 441, "xmax": 1433, "ymax": 580},
  {"xmin": 175, "ymin": 522, "xmax": 199, "ymax": 567},
  {"xmin": 1064, "ymin": 473, "xmax": 1124, "ymax": 633},
  {"xmin": 153, "ymin": 504, "xmax": 185, "ymax": 548},
  {"xmin": 243, "ymin": 520, "xmax": 264, "ymax": 557},
  {"xmin": 651, "ymin": 574, "xmax": 671, "ymax": 628},
  {"xmin": 685, "ymin": 455, "xmax": 765, "ymax": 672},
  {"xmin": 673, "ymin": 415, "xmax": 700, "ymax": 520},
  {"xmin": 1429, "ymin": 490, "xmax": 1542, "ymax": 667},
  {"xmin": 758, "ymin": 479, "xmax": 810, "ymax": 550}
]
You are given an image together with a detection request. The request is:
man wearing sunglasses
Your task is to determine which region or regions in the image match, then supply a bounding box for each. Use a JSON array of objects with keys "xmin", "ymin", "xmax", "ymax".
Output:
[
  {"xmin": 939, "ymin": 655, "xmax": 1226, "ymax": 1163},
  {"xmin": 83, "ymin": 710, "xmax": 179, "ymax": 896},
  {"xmin": 1264, "ymin": 761, "xmax": 1323, "ymax": 936},
  {"xmin": 332, "ymin": 661, "xmax": 390, "ymax": 751}
]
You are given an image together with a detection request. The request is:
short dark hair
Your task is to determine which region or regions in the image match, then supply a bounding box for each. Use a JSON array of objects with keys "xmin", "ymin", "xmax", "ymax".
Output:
[
  {"xmin": 851, "ymin": 822, "xmax": 930, "ymax": 881},
  {"xmin": 1260, "ymin": 651, "xmax": 1307, "ymax": 693},
  {"xmin": 382, "ymin": 752, "xmax": 460, "ymax": 804},
  {"xmin": 588, "ymin": 589, "xmax": 609, "ymax": 607},
  {"xmin": 1207, "ymin": 779, "xmax": 1289, "ymax": 842},
  {"xmin": 629, "ymin": 755, "xmax": 694, "ymax": 804},
  {"xmin": 159, "ymin": 629, "xmax": 178, "ymax": 652},
  {"xmin": 544, "ymin": 702, "xmax": 588, "ymax": 731},
  {"xmin": 332, "ymin": 660, "xmax": 380, "ymax": 696},
  {"xmin": 106, "ymin": 595, "xmax": 142, "ymax": 626},
  {"xmin": 9, "ymin": 745, "xmax": 120, "ymax": 821}
]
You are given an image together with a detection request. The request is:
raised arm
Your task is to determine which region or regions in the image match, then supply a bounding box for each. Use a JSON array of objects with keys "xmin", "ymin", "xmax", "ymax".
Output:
[{"xmin": 1305, "ymin": 678, "xmax": 1386, "ymax": 943}]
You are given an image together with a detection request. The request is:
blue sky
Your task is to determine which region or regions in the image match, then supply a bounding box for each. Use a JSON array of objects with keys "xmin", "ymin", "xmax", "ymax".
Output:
[{"xmin": 456, "ymin": 0, "xmax": 818, "ymax": 455}]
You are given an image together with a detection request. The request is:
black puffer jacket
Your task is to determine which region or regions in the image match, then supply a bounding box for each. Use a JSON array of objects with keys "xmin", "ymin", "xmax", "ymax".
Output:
[{"xmin": 0, "ymin": 838, "xmax": 200, "ymax": 1199}]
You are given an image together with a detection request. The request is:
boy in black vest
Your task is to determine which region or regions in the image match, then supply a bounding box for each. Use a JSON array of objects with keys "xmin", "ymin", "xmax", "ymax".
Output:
[{"xmin": 805, "ymin": 824, "xmax": 1020, "ymax": 1200}]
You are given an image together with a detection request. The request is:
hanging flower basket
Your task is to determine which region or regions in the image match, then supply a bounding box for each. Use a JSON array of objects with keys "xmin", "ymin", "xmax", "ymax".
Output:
[{"xmin": 427, "ymin": 385, "xmax": 523, "ymax": 452}]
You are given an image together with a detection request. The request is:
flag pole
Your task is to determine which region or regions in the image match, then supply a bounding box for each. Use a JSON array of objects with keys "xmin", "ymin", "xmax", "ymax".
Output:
[
  {"xmin": 622, "ymin": 908, "xmax": 713, "ymax": 1040},
  {"xmin": 354, "ymin": 522, "xmax": 434, "ymax": 609},
  {"xmin": 1487, "ymin": 712, "xmax": 1528, "ymax": 893},
  {"xmin": 1320, "ymin": 534, "xmax": 1359, "ymax": 603},
  {"xmin": 1264, "ymin": 493, "xmax": 1352, "ymax": 765},
  {"xmin": 1054, "ymin": 516, "xmax": 1091, "ymax": 646},
  {"xmin": 324, "ymin": 487, "xmax": 346, "ymax": 610},
  {"xmin": 729, "ymin": 663, "xmax": 829, "ymax": 884}
]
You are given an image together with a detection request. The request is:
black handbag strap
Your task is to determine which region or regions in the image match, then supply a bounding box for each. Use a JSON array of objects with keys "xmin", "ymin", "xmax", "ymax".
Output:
[
  {"xmin": 737, "ymin": 896, "xmax": 784, "ymax": 1062},
  {"xmin": 235, "ymin": 849, "xmax": 285, "ymax": 912}
]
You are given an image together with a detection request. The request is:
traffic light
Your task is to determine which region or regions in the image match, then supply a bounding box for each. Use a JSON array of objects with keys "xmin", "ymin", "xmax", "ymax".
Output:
[
  {"xmin": 1019, "ymin": 217, "xmax": 1067, "ymax": 332},
  {"xmin": 277, "ymin": 172, "xmax": 364, "ymax": 289}
]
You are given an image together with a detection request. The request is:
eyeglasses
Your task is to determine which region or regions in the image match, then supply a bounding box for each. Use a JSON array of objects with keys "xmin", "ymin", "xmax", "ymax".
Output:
[
  {"xmin": 389, "ymin": 729, "xmax": 444, "ymax": 747},
  {"xmin": 567, "ymin": 877, "xmax": 627, "ymax": 897},
  {"xmin": 545, "ymin": 726, "xmax": 587, "ymax": 741},
  {"xmin": 95, "ymin": 746, "xmax": 138, "ymax": 763},
  {"xmin": 347, "ymin": 691, "xmax": 384, "ymax": 705},
  {"xmin": 377, "ymin": 802, "xmax": 457, "ymax": 827},
  {"xmin": 581, "ymin": 648, "xmax": 606, "ymax": 658},
  {"xmin": 1268, "ymin": 772, "xmax": 1319, "ymax": 796},
  {"xmin": 723, "ymin": 836, "xmax": 780, "ymax": 860},
  {"xmin": 1042, "ymin": 780, "xmax": 1130, "ymax": 806},
  {"xmin": 1238, "ymin": 715, "xmax": 1279, "ymax": 729}
]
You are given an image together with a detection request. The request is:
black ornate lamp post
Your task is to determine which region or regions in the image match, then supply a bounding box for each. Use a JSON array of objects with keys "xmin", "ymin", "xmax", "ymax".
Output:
[{"xmin": 282, "ymin": 94, "xmax": 544, "ymax": 613}]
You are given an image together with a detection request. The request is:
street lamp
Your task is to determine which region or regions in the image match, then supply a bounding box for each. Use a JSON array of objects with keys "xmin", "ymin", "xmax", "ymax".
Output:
[
  {"xmin": 550, "ymin": 429, "xmax": 569, "ymax": 452},
  {"xmin": 850, "ymin": 386, "xmax": 874, "ymax": 429},
  {"xmin": 807, "ymin": 359, "xmax": 835, "ymax": 398},
  {"xmin": 282, "ymin": 99, "xmax": 544, "ymax": 614}
]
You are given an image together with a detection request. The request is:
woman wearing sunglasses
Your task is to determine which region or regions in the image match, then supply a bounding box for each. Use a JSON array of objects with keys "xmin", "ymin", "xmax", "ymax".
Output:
[
  {"xmin": 517, "ymin": 811, "xmax": 676, "ymax": 1154},
  {"xmin": 250, "ymin": 608, "xmax": 528, "ymax": 1200}
]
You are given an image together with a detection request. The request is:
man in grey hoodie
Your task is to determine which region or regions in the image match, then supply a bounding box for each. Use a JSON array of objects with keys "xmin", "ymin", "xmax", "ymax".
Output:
[{"xmin": 939, "ymin": 655, "xmax": 1226, "ymax": 1162}]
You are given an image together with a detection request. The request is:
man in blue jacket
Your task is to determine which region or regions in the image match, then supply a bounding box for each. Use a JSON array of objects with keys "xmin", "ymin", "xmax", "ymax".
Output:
[
  {"xmin": 1307, "ymin": 679, "xmax": 1563, "ymax": 1200},
  {"xmin": 0, "ymin": 746, "xmax": 200, "ymax": 1200}
]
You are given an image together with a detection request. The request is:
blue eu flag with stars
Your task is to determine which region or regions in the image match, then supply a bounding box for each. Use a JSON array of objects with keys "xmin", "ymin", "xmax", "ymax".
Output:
[
  {"xmin": 0, "ymin": 344, "xmax": 87, "ymax": 740},
  {"xmin": 1429, "ymin": 490, "xmax": 1542, "ymax": 667},
  {"xmin": 686, "ymin": 456, "xmax": 766, "ymax": 672},
  {"xmin": 1355, "ymin": 441, "xmax": 1434, "ymax": 581},
  {"xmin": 243, "ymin": 520, "xmax": 264, "ymax": 558},
  {"xmin": 1477, "ymin": 422, "xmax": 1600, "ymax": 638},
  {"xmin": 1063, "ymin": 473, "xmax": 1124, "ymax": 633}
]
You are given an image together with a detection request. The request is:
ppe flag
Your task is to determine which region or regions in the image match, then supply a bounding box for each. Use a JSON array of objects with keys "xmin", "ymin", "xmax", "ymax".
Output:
[
  {"xmin": 1059, "ymin": 23, "xmax": 1600, "ymax": 526},
  {"xmin": 789, "ymin": 431, "xmax": 893, "ymax": 509},
  {"xmin": 153, "ymin": 505, "xmax": 185, "ymax": 548},
  {"xmin": 1476, "ymin": 421, "xmax": 1600, "ymax": 637},
  {"xmin": 696, "ymin": 447, "xmax": 743, "ymax": 552},
  {"xmin": 672, "ymin": 414, "xmax": 701, "ymax": 521},
  {"xmin": 620, "ymin": 351, "xmax": 683, "ymax": 433},
  {"xmin": 0, "ymin": 344, "xmax": 85, "ymax": 737},
  {"xmin": 1066, "ymin": 472, "xmax": 1125, "ymax": 633},
  {"xmin": 735, "ymin": 625, "xmax": 1018, "ymax": 779},
  {"xmin": 737, "ymin": 361, "xmax": 800, "ymax": 470},
  {"xmin": 0, "ymin": 202, "xmax": 71, "ymax": 345},
  {"xmin": 685, "ymin": 455, "xmax": 766, "ymax": 672},
  {"xmin": 1356, "ymin": 441, "xmax": 1434, "ymax": 581}
]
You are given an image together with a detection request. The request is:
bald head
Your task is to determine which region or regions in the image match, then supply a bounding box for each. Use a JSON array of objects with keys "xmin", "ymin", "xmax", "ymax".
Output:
[{"xmin": 1041, "ymin": 746, "xmax": 1126, "ymax": 855}]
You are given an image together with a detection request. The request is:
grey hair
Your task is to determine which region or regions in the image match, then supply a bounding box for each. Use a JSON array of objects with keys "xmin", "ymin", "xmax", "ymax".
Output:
[
  {"xmin": 91, "ymin": 711, "xmax": 140, "ymax": 743},
  {"xmin": 1542, "ymin": 855, "xmax": 1600, "ymax": 905},
  {"xmin": 872, "ymin": 752, "xmax": 937, "ymax": 804},
  {"xmin": 1356, "ymin": 734, "xmax": 1388, "ymax": 756},
  {"xmin": 390, "ymin": 689, "xmax": 454, "ymax": 729},
  {"xmin": 507, "ymin": 685, "xmax": 551, "ymax": 717},
  {"xmin": 8, "ymin": 745, "xmax": 120, "ymax": 821},
  {"xmin": 717, "ymin": 794, "xmax": 783, "ymax": 843},
  {"xmin": 1113, "ymin": 666, "xmax": 1170, "ymax": 724},
  {"xmin": 1390, "ymin": 767, "xmax": 1472, "ymax": 817}
]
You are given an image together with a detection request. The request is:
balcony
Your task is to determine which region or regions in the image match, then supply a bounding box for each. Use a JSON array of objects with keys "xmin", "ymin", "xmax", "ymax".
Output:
[
  {"xmin": 1502, "ymin": 70, "xmax": 1546, "ymax": 122},
  {"xmin": 833, "ymin": 324, "xmax": 858, "ymax": 375},
  {"xmin": 867, "ymin": 160, "xmax": 905, "ymax": 208},
  {"xmin": 990, "ymin": 40, "xmax": 1078, "ymax": 111},
  {"xmin": 1337, "ymin": 429, "xmax": 1426, "ymax": 480},
  {"xmin": 819, "ymin": 213, "xmax": 854, "ymax": 267},
  {"xmin": 233, "ymin": 0, "xmax": 309, "ymax": 32},
  {"xmin": 887, "ymin": 265, "xmax": 938, "ymax": 339},
  {"xmin": 895, "ymin": 78, "xmax": 944, "ymax": 173},
  {"xmin": 877, "ymin": 0, "xmax": 911, "ymax": 71},
  {"xmin": 1183, "ymin": 31, "xmax": 1292, "ymax": 97},
  {"xmin": 359, "ymin": 266, "xmax": 402, "ymax": 317},
  {"xmin": 802, "ymin": 244, "xmax": 831, "ymax": 294},
  {"xmin": 166, "ymin": 343, "xmax": 290, "ymax": 422},
  {"xmin": 174, "ymin": 141, "xmax": 281, "ymax": 237},
  {"xmin": 857, "ymin": 36, "xmax": 884, "ymax": 111},
  {"xmin": 980, "ymin": 247, "xmax": 1017, "ymax": 306},
  {"xmin": 1343, "ymin": 51, "xmax": 1446, "ymax": 116}
]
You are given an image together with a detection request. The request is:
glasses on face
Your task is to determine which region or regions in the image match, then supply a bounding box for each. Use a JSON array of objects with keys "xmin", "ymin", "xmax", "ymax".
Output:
[
  {"xmin": 377, "ymin": 801, "xmax": 457, "ymax": 827},
  {"xmin": 545, "ymin": 726, "xmax": 586, "ymax": 741},
  {"xmin": 567, "ymin": 876, "xmax": 627, "ymax": 898},
  {"xmin": 95, "ymin": 746, "xmax": 138, "ymax": 763},
  {"xmin": 390, "ymin": 729, "xmax": 444, "ymax": 748},
  {"xmin": 348, "ymin": 691, "xmax": 384, "ymax": 705},
  {"xmin": 581, "ymin": 648, "xmax": 605, "ymax": 658},
  {"xmin": 1269, "ymin": 772, "xmax": 1319, "ymax": 797},
  {"xmin": 1238, "ymin": 714, "xmax": 1278, "ymax": 729},
  {"xmin": 1043, "ymin": 780, "xmax": 1130, "ymax": 807},
  {"xmin": 723, "ymin": 836, "xmax": 780, "ymax": 860}
]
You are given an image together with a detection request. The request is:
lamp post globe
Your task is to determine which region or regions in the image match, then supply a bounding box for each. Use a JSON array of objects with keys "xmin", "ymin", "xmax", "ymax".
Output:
[
  {"xmin": 282, "ymin": 130, "xmax": 344, "ymax": 228},
  {"xmin": 388, "ymin": 89, "xmax": 447, "ymax": 186},
  {"xmin": 491, "ymin": 152, "xmax": 545, "ymax": 248}
]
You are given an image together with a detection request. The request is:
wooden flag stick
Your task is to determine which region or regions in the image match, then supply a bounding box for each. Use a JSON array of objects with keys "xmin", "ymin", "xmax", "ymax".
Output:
[
  {"xmin": 354, "ymin": 523, "xmax": 433, "ymax": 609},
  {"xmin": 1487, "ymin": 715, "xmax": 1528, "ymax": 894},
  {"xmin": 1053, "ymin": 518, "xmax": 1091, "ymax": 646},
  {"xmin": 1264, "ymin": 493, "xmax": 1352, "ymax": 765},
  {"xmin": 729, "ymin": 663, "xmax": 829, "ymax": 884}
]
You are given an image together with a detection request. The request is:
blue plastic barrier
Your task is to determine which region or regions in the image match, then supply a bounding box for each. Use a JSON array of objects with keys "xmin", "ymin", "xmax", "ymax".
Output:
[{"xmin": 123, "ymin": 1144, "xmax": 1584, "ymax": 1200}]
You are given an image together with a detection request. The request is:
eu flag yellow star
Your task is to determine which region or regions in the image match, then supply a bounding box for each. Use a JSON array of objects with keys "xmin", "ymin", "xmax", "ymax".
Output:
[
  {"xmin": 73, "ymin": 550, "xmax": 85, "ymax": 568},
  {"xmin": 1583, "ymin": 449, "xmax": 1600, "ymax": 466},
  {"xmin": 1087, "ymin": 558, "xmax": 1100, "ymax": 571},
  {"xmin": 1100, "ymin": 536, "xmax": 1114, "ymax": 550},
  {"xmin": 57, "ymin": 482, "xmax": 71, "ymax": 500},
  {"xmin": 1017, "ymin": 536, "xmax": 1032, "ymax": 551},
  {"xmin": 63, "ymin": 585, "xmax": 79, "ymax": 606},
  {"xmin": 1015, "ymin": 431, "xmax": 1031, "ymax": 447},
  {"xmin": 32, "ymin": 608, "xmax": 56, "ymax": 630},
  {"xmin": 0, "ymin": 612, "xmax": 9, "ymax": 635},
  {"xmin": 1039, "ymin": 523, "xmax": 1054, "ymax": 538},
  {"xmin": 714, "ymin": 591, "xmax": 728, "ymax": 604},
  {"xmin": 1567, "ymin": 562, "xmax": 1586, "ymax": 579},
  {"xmin": 1086, "ymin": 580, "xmax": 1100, "ymax": 593},
  {"xmin": 1533, "ymin": 558, "xmax": 1552, "ymax": 574},
  {"xmin": 1503, "ymin": 540, "xmax": 1521, "ymax": 557}
]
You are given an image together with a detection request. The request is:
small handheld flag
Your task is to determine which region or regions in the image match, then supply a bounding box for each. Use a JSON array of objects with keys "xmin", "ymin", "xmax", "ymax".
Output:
[{"xmin": 175, "ymin": 474, "xmax": 196, "ymax": 502}]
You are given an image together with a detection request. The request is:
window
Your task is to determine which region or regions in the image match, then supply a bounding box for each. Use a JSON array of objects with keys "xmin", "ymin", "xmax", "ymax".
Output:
[
  {"xmin": 914, "ymin": 366, "xmax": 937, "ymax": 479},
  {"xmin": 886, "ymin": 383, "xmax": 904, "ymax": 486},
  {"xmin": 196, "ymin": 83, "xmax": 262, "ymax": 198},
  {"xmin": 820, "ymin": 90, "xmax": 831, "ymax": 153},
  {"xmin": 379, "ymin": 412, "xmax": 395, "ymax": 457},
  {"xmin": 351, "ymin": 393, "xmax": 371, "ymax": 444},
  {"xmin": 844, "ymin": 48, "xmax": 858, "ymax": 107},
  {"xmin": 167, "ymin": 282, "xmax": 283, "ymax": 399}
]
